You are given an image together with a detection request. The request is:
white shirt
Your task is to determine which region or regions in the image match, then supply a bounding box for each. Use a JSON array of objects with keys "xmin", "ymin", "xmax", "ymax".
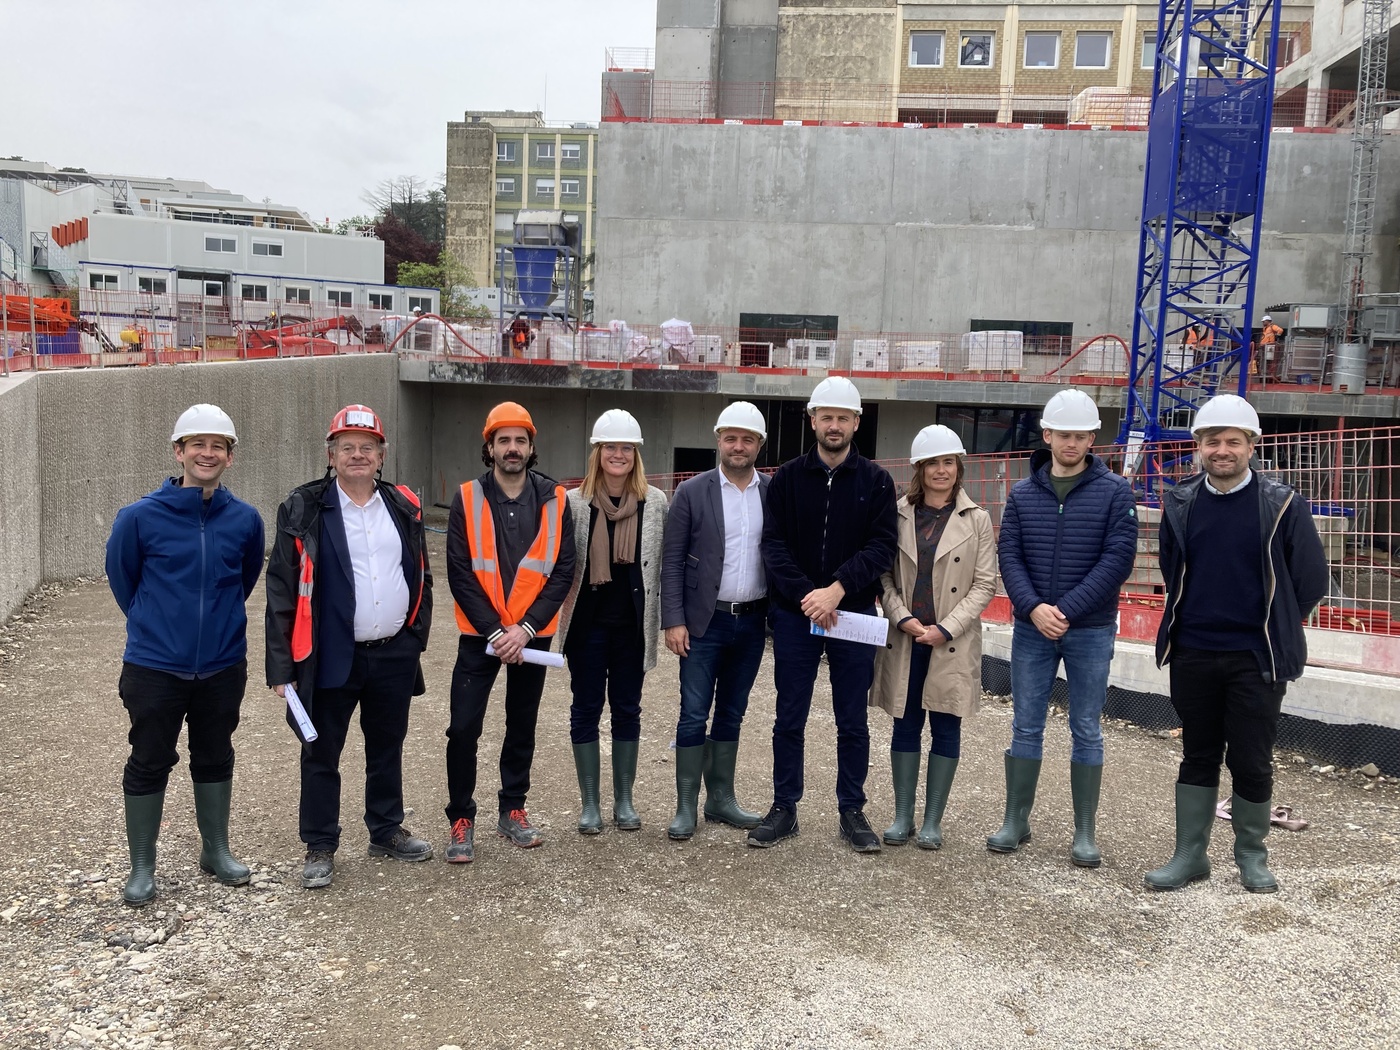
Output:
[
  {"xmin": 1204, "ymin": 469, "xmax": 1253, "ymax": 496},
  {"xmin": 337, "ymin": 483, "xmax": 411, "ymax": 642},
  {"xmin": 717, "ymin": 471, "xmax": 766, "ymax": 603}
]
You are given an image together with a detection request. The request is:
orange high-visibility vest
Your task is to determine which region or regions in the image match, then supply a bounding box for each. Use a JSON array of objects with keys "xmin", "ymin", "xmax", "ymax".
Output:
[{"xmin": 453, "ymin": 479, "xmax": 567, "ymax": 636}]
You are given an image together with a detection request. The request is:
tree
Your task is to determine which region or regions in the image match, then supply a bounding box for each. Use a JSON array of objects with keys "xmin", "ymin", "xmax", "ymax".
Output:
[
  {"xmin": 363, "ymin": 176, "xmax": 445, "ymax": 250},
  {"xmin": 397, "ymin": 252, "xmax": 489, "ymax": 320},
  {"xmin": 374, "ymin": 213, "xmax": 437, "ymax": 284}
]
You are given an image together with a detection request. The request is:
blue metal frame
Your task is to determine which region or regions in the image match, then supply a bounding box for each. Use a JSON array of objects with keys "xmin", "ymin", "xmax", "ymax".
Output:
[
  {"xmin": 1118, "ymin": 0, "xmax": 1282, "ymax": 494},
  {"xmin": 495, "ymin": 243, "xmax": 580, "ymax": 332}
]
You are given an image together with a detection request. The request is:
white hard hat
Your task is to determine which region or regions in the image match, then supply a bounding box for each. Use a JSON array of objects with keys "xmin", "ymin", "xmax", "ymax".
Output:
[
  {"xmin": 910, "ymin": 424, "xmax": 966, "ymax": 464},
  {"xmin": 1262, "ymin": 314, "xmax": 1272, "ymax": 322},
  {"xmin": 171, "ymin": 404, "xmax": 238, "ymax": 446},
  {"xmin": 1191, "ymin": 394, "xmax": 1262, "ymax": 439},
  {"xmin": 590, "ymin": 408, "xmax": 644, "ymax": 445},
  {"xmin": 806, "ymin": 376, "xmax": 863, "ymax": 415},
  {"xmin": 1040, "ymin": 389, "xmax": 1101, "ymax": 431},
  {"xmin": 714, "ymin": 401, "xmax": 767, "ymax": 441}
]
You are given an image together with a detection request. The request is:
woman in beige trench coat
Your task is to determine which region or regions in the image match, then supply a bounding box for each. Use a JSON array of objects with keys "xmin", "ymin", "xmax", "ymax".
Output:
[{"xmin": 871, "ymin": 425, "xmax": 998, "ymax": 848}]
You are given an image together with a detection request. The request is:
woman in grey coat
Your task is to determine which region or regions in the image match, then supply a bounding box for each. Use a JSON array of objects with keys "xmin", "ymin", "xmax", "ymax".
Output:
[{"xmin": 557, "ymin": 409, "xmax": 667, "ymax": 833}]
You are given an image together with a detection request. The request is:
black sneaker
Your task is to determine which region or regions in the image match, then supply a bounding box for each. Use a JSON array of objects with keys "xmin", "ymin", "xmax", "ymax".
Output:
[
  {"xmin": 368, "ymin": 827, "xmax": 434, "ymax": 862},
  {"xmin": 497, "ymin": 809, "xmax": 544, "ymax": 849},
  {"xmin": 445, "ymin": 818, "xmax": 475, "ymax": 864},
  {"xmin": 840, "ymin": 808, "xmax": 883, "ymax": 853},
  {"xmin": 747, "ymin": 804, "xmax": 799, "ymax": 848},
  {"xmin": 302, "ymin": 849, "xmax": 335, "ymax": 889}
]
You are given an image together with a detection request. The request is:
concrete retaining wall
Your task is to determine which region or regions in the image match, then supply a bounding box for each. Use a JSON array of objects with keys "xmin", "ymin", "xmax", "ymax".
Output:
[{"xmin": 0, "ymin": 375, "xmax": 42, "ymax": 621}]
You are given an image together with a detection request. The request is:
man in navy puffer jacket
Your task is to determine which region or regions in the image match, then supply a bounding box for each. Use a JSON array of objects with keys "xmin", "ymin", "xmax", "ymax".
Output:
[
  {"xmin": 106, "ymin": 405, "xmax": 265, "ymax": 907},
  {"xmin": 987, "ymin": 390, "xmax": 1137, "ymax": 869}
]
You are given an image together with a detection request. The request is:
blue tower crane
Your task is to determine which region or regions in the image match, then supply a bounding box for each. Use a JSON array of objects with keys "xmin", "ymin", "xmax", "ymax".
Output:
[{"xmin": 1117, "ymin": 0, "xmax": 1283, "ymax": 493}]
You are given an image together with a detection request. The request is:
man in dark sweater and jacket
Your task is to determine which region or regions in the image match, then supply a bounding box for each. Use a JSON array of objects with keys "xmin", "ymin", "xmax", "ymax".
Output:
[
  {"xmin": 751, "ymin": 377, "xmax": 898, "ymax": 852},
  {"xmin": 1146, "ymin": 394, "xmax": 1328, "ymax": 894},
  {"xmin": 990, "ymin": 389, "xmax": 1137, "ymax": 868}
]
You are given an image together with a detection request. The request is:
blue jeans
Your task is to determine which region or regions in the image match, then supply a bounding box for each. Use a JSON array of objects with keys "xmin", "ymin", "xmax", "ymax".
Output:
[
  {"xmin": 890, "ymin": 644, "xmax": 962, "ymax": 757},
  {"xmin": 1009, "ymin": 619, "xmax": 1116, "ymax": 765},
  {"xmin": 566, "ymin": 624, "xmax": 645, "ymax": 744},
  {"xmin": 675, "ymin": 608, "xmax": 767, "ymax": 748},
  {"xmin": 771, "ymin": 606, "xmax": 877, "ymax": 810}
]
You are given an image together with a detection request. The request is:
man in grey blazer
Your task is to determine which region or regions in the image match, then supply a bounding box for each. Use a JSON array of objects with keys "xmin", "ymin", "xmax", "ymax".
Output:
[{"xmin": 661, "ymin": 402, "xmax": 771, "ymax": 840}]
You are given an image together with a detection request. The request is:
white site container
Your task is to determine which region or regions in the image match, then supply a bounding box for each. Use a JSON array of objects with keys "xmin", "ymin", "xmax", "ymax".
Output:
[
  {"xmin": 851, "ymin": 339, "xmax": 889, "ymax": 371},
  {"xmin": 689, "ymin": 334, "xmax": 725, "ymax": 364},
  {"xmin": 784, "ymin": 338, "xmax": 838, "ymax": 368},
  {"xmin": 961, "ymin": 330, "xmax": 1024, "ymax": 370},
  {"xmin": 896, "ymin": 340, "xmax": 945, "ymax": 370}
]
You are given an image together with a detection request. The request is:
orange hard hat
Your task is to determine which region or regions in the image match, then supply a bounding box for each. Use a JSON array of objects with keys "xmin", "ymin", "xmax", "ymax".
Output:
[
  {"xmin": 328, "ymin": 404, "xmax": 385, "ymax": 442},
  {"xmin": 483, "ymin": 401, "xmax": 536, "ymax": 441}
]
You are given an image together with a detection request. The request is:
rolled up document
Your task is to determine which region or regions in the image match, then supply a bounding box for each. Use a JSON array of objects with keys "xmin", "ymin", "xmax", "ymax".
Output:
[
  {"xmin": 283, "ymin": 683, "xmax": 319, "ymax": 742},
  {"xmin": 485, "ymin": 642, "xmax": 565, "ymax": 668}
]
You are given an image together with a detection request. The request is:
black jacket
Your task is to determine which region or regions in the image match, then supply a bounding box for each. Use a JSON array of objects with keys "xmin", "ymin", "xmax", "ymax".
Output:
[
  {"xmin": 761, "ymin": 445, "xmax": 898, "ymax": 614},
  {"xmin": 1156, "ymin": 472, "xmax": 1329, "ymax": 683}
]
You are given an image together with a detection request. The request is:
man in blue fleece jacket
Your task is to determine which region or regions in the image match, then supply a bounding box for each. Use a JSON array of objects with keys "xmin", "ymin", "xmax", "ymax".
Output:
[
  {"xmin": 988, "ymin": 389, "xmax": 1137, "ymax": 868},
  {"xmin": 106, "ymin": 405, "xmax": 265, "ymax": 907}
]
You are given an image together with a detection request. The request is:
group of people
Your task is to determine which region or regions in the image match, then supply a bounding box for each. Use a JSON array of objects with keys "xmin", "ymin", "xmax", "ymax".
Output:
[{"xmin": 105, "ymin": 377, "xmax": 1327, "ymax": 907}]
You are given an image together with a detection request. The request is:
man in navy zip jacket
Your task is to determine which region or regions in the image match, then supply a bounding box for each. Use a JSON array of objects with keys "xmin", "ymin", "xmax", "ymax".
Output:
[
  {"xmin": 988, "ymin": 390, "xmax": 1137, "ymax": 868},
  {"xmin": 751, "ymin": 377, "xmax": 898, "ymax": 852},
  {"xmin": 106, "ymin": 405, "xmax": 265, "ymax": 907},
  {"xmin": 1145, "ymin": 395, "xmax": 1327, "ymax": 894}
]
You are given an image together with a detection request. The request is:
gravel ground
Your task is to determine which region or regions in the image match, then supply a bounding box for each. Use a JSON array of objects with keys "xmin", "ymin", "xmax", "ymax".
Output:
[{"xmin": 1, "ymin": 530, "xmax": 1397, "ymax": 1049}]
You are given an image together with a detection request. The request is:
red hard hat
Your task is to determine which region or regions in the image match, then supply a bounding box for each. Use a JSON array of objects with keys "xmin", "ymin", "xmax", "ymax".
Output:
[
  {"xmin": 482, "ymin": 401, "xmax": 536, "ymax": 441},
  {"xmin": 328, "ymin": 404, "xmax": 385, "ymax": 442}
]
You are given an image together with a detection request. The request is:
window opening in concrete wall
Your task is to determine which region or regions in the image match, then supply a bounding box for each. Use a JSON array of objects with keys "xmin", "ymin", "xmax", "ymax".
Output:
[
  {"xmin": 960, "ymin": 33, "xmax": 994, "ymax": 68},
  {"xmin": 89, "ymin": 272, "xmax": 118, "ymax": 291},
  {"xmin": 369, "ymin": 292, "xmax": 394, "ymax": 310},
  {"xmin": 909, "ymin": 31, "xmax": 945, "ymax": 67},
  {"xmin": 938, "ymin": 405, "xmax": 1042, "ymax": 454},
  {"xmin": 205, "ymin": 236, "xmax": 236, "ymax": 253},
  {"xmin": 672, "ymin": 447, "xmax": 716, "ymax": 478},
  {"xmin": 138, "ymin": 277, "xmax": 167, "ymax": 294},
  {"xmin": 285, "ymin": 286, "xmax": 310, "ymax": 304},
  {"xmin": 971, "ymin": 318, "xmax": 1073, "ymax": 353},
  {"xmin": 496, "ymin": 141, "xmax": 517, "ymax": 164},
  {"xmin": 1075, "ymin": 32, "xmax": 1112, "ymax": 68},
  {"xmin": 252, "ymin": 240, "xmax": 283, "ymax": 257},
  {"xmin": 240, "ymin": 284, "xmax": 268, "ymax": 302},
  {"xmin": 1024, "ymin": 32, "xmax": 1060, "ymax": 68},
  {"xmin": 496, "ymin": 177, "xmax": 516, "ymax": 195},
  {"xmin": 327, "ymin": 289, "xmax": 352, "ymax": 308},
  {"xmin": 741, "ymin": 398, "xmax": 879, "ymax": 468}
]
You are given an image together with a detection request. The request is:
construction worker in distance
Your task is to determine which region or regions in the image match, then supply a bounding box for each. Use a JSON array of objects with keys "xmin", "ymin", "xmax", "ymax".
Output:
[
  {"xmin": 869, "ymin": 425, "xmax": 998, "ymax": 850},
  {"xmin": 752, "ymin": 376, "xmax": 898, "ymax": 852},
  {"xmin": 443, "ymin": 402, "xmax": 576, "ymax": 860},
  {"xmin": 106, "ymin": 405, "xmax": 265, "ymax": 907},
  {"xmin": 265, "ymin": 404, "xmax": 434, "ymax": 890},
  {"xmin": 1256, "ymin": 314, "xmax": 1284, "ymax": 382},
  {"xmin": 556, "ymin": 409, "xmax": 668, "ymax": 834},
  {"xmin": 509, "ymin": 314, "xmax": 532, "ymax": 358},
  {"xmin": 989, "ymin": 389, "xmax": 1137, "ymax": 868},
  {"xmin": 1145, "ymin": 395, "xmax": 1327, "ymax": 894},
  {"xmin": 660, "ymin": 402, "xmax": 771, "ymax": 840}
]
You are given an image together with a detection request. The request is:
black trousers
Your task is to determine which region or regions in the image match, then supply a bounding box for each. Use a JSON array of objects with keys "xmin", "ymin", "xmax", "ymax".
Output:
[
  {"xmin": 119, "ymin": 660, "xmax": 247, "ymax": 795},
  {"xmin": 566, "ymin": 623, "xmax": 645, "ymax": 745},
  {"xmin": 445, "ymin": 634, "xmax": 551, "ymax": 822},
  {"xmin": 1169, "ymin": 647, "xmax": 1286, "ymax": 804},
  {"xmin": 299, "ymin": 631, "xmax": 421, "ymax": 851}
]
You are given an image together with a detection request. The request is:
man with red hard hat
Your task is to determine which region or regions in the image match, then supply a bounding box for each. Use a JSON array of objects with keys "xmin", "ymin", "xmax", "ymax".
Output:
[
  {"xmin": 442, "ymin": 401, "xmax": 575, "ymax": 862},
  {"xmin": 265, "ymin": 404, "xmax": 433, "ymax": 890}
]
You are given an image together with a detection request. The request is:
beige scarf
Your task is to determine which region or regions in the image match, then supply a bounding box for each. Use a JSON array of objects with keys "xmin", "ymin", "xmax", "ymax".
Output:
[{"xmin": 588, "ymin": 489, "xmax": 640, "ymax": 585}]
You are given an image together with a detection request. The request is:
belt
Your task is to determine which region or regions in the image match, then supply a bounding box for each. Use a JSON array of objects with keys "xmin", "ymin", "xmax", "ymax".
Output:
[
  {"xmin": 715, "ymin": 597, "xmax": 767, "ymax": 617},
  {"xmin": 355, "ymin": 634, "xmax": 398, "ymax": 650}
]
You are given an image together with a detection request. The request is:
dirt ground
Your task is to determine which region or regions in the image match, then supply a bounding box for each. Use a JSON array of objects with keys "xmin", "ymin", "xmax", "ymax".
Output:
[{"xmin": 0, "ymin": 530, "xmax": 1397, "ymax": 1049}]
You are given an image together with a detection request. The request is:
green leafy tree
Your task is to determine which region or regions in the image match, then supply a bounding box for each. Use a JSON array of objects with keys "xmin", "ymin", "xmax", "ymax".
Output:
[{"xmin": 397, "ymin": 252, "xmax": 489, "ymax": 320}]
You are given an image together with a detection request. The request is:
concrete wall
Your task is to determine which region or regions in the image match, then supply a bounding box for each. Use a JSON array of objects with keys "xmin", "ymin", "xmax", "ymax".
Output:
[
  {"xmin": 445, "ymin": 121, "xmax": 497, "ymax": 287},
  {"xmin": 777, "ymin": 0, "xmax": 898, "ymax": 87},
  {"xmin": 0, "ymin": 375, "xmax": 41, "ymax": 621},
  {"xmin": 594, "ymin": 123, "xmax": 1400, "ymax": 336}
]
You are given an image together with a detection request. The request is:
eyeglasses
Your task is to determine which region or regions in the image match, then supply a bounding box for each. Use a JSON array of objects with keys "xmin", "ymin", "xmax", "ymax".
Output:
[{"xmin": 600, "ymin": 444, "xmax": 636, "ymax": 456}]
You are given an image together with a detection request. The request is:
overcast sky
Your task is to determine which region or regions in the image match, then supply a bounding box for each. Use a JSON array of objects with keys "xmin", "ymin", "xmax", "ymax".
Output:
[{"xmin": 4, "ymin": 0, "xmax": 656, "ymax": 223}]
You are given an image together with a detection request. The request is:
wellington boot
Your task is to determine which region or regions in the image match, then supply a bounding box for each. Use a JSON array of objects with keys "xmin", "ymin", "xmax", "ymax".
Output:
[
  {"xmin": 611, "ymin": 739, "xmax": 641, "ymax": 830},
  {"xmin": 702, "ymin": 738, "xmax": 761, "ymax": 829},
  {"xmin": 123, "ymin": 791, "xmax": 165, "ymax": 907},
  {"xmin": 667, "ymin": 744, "xmax": 705, "ymax": 840},
  {"xmin": 1231, "ymin": 795, "xmax": 1279, "ymax": 894},
  {"xmin": 572, "ymin": 742, "xmax": 604, "ymax": 835},
  {"xmin": 986, "ymin": 753, "xmax": 1042, "ymax": 853},
  {"xmin": 1069, "ymin": 762, "xmax": 1103, "ymax": 869},
  {"xmin": 1144, "ymin": 783, "xmax": 1217, "ymax": 890},
  {"xmin": 882, "ymin": 751, "xmax": 920, "ymax": 845},
  {"xmin": 916, "ymin": 754, "xmax": 959, "ymax": 850},
  {"xmin": 193, "ymin": 780, "xmax": 251, "ymax": 886}
]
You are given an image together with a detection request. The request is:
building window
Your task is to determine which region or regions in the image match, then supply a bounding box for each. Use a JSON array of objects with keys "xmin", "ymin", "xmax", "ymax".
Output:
[
  {"xmin": 1023, "ymin": 32, "xmax": 1060, "ymax": 68},
  {"xmin": 1142, "ymin": 32, "xmax": 1157, "ymax": 69},
  {"xmin": 909, "ymin": 31, "xmax": 945, "ymax": 68},
  {"xmin": 251, "ymin": 240, "xmax": 284, "ymax": 257},
  {"xmin": 407, "ymin": 295, "xmax": 432, "ymax": 313},
  {"xmin": 536, "ymin": 142, "xmax": 554, "ymax": 161},
  {"xmin": 284, "ymin": 286, "xmax": 310, "ymax": 304},
  {"xmin": 204, "ymin": 235, "xmax": 236, "ymax": 253},
  {"xmin": 1075, "ymin": 31, "xmax": 1112, "ymax": 69},
  {"xmin": 560, "ymin": 178, "xmax": 580, "ymax": 197},
  {"xmin": 494, "ymin": 213, "xmax": 515, "ymax": 234},
  {"xmin": 561, "ymin": 142, "xmax": 582, "ymax": 161},
  {"xmin": 89, "ymin": 272, "xmax": 118, "ymax": 291},
  {"xmin": 496, "ymin": 141, "xmax": 516, "ymax": 163},
  {"xmin": 369, "ymin": 292, "xmax": 394, "ymax": 310},
  {"xmin": 959, "ymin": 32, "xmax": 994, "ymax": 68},
  {"xmin": 535, "ymin": 178, "xmax": 555, "ymax": 197},
  {"xmin": 137, "ymin": 276, "xmax": 167, "ymax": 294},
  {"xmin": 204, "ymin": 281, "xmax": 224, "ymax": 297},
  {"xmin": 240, "ymin": 284, "xmax": 269, "ymax": 302},
  {"xmin": 496, "ymin": 177, "xmax": 515, "ymax": 195},
  {"xmin": 1276, "ymin": 31, "xmax": 1302, "ymax": 68},
  {"xmin": 327, "ymin": 289, "xmax": 352, "ymax": 308}
]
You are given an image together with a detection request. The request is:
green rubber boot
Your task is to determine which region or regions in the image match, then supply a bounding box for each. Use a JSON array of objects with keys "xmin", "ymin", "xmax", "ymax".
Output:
[
  {"xmin": 572, "ymin": 742, "xmax": 604, "ymax": 835},
  {"xmin": 612, "ymin": 739, "xmax": 641, "ymax": 831},
  {"xmin": 1069, "ymin": 762, "xmax": 1103, "ymax": 869},
  {"xmin": 1144, "ymin": 783, "xmax": 1217, "ymax": 890},
  {"xmin": 667, "ymin": 744, "xmax": 705, "ymax": 841},
  {"xmin": 916, "ymin": 754, "xmax": 959, "ymax": 850},
  {"xmin": 193, "ymin": 780, "xmax": 251, "ymax": 886},
  {"xmin": 986, "ymin": 753, "xmax": 1042, "ymax": 853},
  {"xmin": 122, "ymin": 791, "xmax": 165, "ymax": 907},
  {"xmin": 883, "ymin": 751, "xmax": 920, "ymax": 845},
  {"xmin": 702, "ymin": 738, "xmax": 761, "ymax": 829},
  {"xmin": 1231, "ymin": 795, "xmax": 1280, "ymax": 894}
]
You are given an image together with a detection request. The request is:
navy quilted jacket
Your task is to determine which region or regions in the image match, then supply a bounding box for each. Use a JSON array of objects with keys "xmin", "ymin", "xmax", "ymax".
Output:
[{"xmin": 998, "ymin": 450, "xmax": 1138, "ymax": 628}]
